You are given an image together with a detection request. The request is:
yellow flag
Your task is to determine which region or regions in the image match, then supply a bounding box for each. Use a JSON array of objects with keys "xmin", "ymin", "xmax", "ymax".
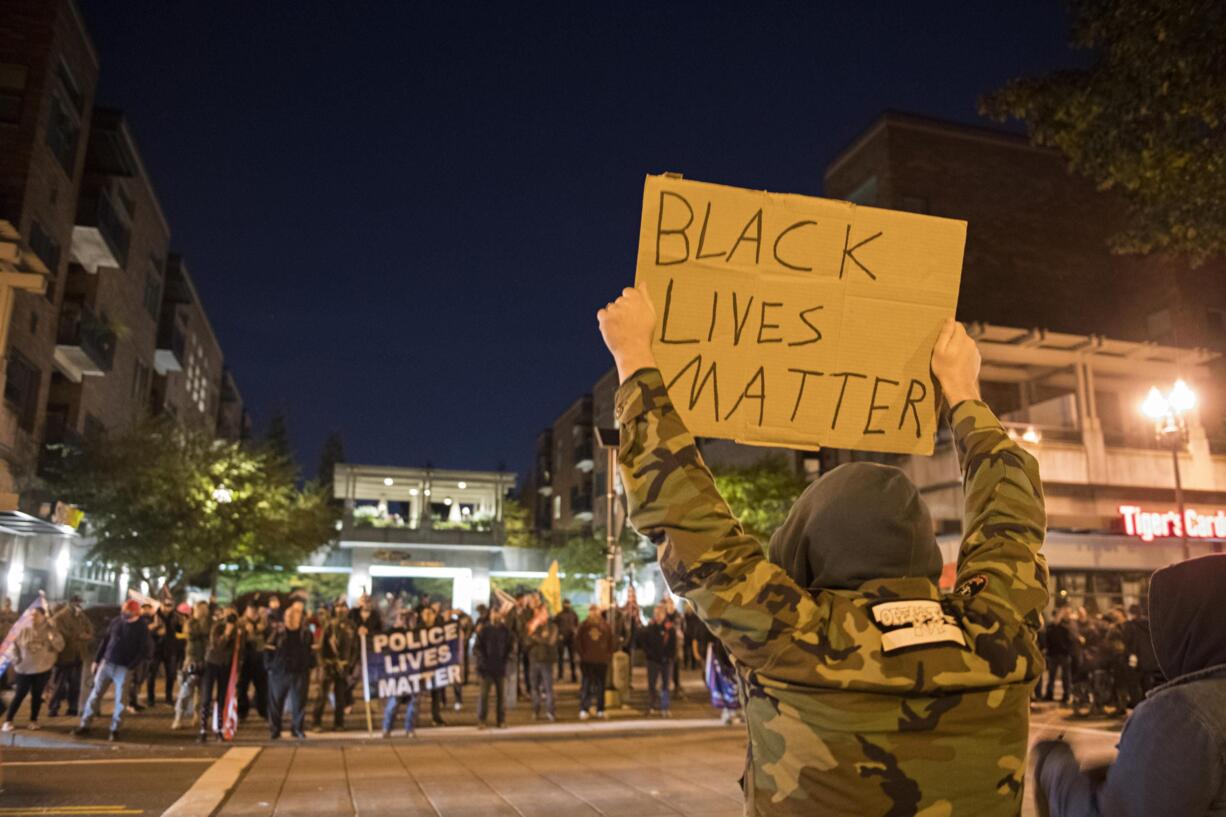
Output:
[{"xmin": 539, "ymin": 560, "xmax": 562, "ymax": 615}]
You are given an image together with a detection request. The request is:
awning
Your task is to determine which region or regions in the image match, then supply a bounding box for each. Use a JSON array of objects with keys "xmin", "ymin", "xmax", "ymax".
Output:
[{"xmin": 0, "ymin": 510, "xmax": 78, "ymax": 537}]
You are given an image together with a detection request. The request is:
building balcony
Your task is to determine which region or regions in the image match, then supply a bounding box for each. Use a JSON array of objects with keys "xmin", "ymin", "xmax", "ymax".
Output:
[
  {"xmin": 570, "ymin": 489, "xmax": 594, "ymax": 521},
  {"xmin": 573, "ymin": 441, "xmax": 595, "ymax": 471},
  {"xmin": 339, "ymin": 517, "xmax": 503, "ymax": 548},
  {"xmin": 154, "ymin": 318, "xmax": 185, "ymax": 375},
  {"xmin": 53, "ymin": 300, "xmax": 116, "ymax": 382},
  {"xmin": 71, "ymin": 189, "xmax": 130, "ymax": 273}
]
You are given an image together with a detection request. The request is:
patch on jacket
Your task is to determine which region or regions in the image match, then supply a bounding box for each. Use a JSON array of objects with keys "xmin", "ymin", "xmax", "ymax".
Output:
[
  {"xmin": 954, "ymin": 573, "xmax": 989, "ymax": 597},
  {"xmin": 869, "ymin": 600, "xmax": 967, "ymax": 653}
]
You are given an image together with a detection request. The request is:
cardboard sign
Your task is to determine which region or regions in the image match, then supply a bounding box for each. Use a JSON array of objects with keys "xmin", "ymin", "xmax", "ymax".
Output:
[
  {"xmin": 634, "ymin": 174, "xmax": 965, "ymax": 455},
  {"xmin": 367, "ymin": 624, "xmax": 463, "ymax": 697}
]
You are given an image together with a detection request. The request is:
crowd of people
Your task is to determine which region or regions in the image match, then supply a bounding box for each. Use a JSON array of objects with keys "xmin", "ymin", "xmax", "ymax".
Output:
[
  {"xmin": 1035, "ymin": 602, "xmax": 1163, "ymax": 715},
  {"xmin": 0, "ymin": 586, "xmax": 741, "ymax": 743}
]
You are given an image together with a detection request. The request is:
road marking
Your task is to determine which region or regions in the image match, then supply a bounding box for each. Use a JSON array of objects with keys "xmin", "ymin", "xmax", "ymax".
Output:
[
  {"xmin": 2, "ymin": 758, "xmax": 216, "ymax": 767},
  {"xmin": 160, "ymin": 747, "xmax": 260, "ymax": 817},
  {"xmin": 0, "ymin": 810, "xmax": 141, "ymax": 816}
]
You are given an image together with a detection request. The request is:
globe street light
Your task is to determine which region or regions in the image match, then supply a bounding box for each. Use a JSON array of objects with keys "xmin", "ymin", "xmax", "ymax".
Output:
[{"xmin": 1141, "ymin": 380, "xmax": 1197, "ymax": 560}]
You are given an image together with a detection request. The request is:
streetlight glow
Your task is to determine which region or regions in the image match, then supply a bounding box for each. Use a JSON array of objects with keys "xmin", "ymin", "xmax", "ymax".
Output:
[
  {"xmin": 1141, "ymin": 387, "xmax": 1168, "ymax": 420},
  {"xmin": 212, "ymin": 485, "xmax": 233, "ymax": 504},
  {"xmin": 383, "ymin": 477, "xmax": 394, "ymax": 487},
  {"xmin": 1169, "ymin": 379, "xmax": 1197, "ymax": 413}
]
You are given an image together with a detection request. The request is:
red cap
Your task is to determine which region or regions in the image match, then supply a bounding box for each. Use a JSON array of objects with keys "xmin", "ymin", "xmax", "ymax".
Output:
[{"xmin": 122, "ymin": 599, "xmax": 141, "ymax": 615}]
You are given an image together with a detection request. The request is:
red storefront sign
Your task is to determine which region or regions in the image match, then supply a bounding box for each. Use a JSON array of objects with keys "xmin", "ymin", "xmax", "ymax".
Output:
[{"xmin": 1119, "ymin": 505, "xmax": 1226, "ymax": 542}]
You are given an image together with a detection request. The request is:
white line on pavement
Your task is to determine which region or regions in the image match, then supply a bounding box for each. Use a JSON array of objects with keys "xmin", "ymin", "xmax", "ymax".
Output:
[{"xmin": 160, "ymin": 746, "xmax": 260, "ymax": 817}]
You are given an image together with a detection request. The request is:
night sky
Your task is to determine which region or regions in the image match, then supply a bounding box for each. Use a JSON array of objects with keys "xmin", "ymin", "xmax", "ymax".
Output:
[{"xmin": 77, "ymin": 1, "xmax": 1078, "ymax": 482}]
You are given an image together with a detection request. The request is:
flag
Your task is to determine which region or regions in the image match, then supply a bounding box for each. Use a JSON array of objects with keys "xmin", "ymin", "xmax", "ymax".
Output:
[
  {"xmin": 491, "ymin": 587, "xmax": 517, "ymax": 613},
  {"xmin": 538, "ymin": 560, "xmax": 562, "ymax": 615},
  {"xmin": 127, "ymin": 588, "xmax": 161, "ymax": 612},
  {"xmin": 221, "ymin": 628, "xmax": 242, "ymax": 741},
  {"xmin": 0, "ymin": 593, "xmax": 47, "ymax": 676}
]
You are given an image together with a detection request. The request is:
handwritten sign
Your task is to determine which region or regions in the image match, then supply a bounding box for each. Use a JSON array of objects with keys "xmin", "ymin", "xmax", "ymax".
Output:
[
  {"xmin": 634, "ymin": 174, "xmax": 965, "ymax": 455},
  {"xmin": 367, "ymin": 624, "xmax": 462, "ymax": 697}
]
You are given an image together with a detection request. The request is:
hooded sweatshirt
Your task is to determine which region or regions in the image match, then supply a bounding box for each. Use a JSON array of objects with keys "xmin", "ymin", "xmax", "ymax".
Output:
[
  {"xmin": 13, "ymin": 617, "xmax": 65, "ymax": 674},
  {"xmin": 617, "ymin": 369, "xmax": 1049, "ymax": 817},
  {"xmin": 1037, "ymin": 553, "xmax": 1226, "ymax": 817}
]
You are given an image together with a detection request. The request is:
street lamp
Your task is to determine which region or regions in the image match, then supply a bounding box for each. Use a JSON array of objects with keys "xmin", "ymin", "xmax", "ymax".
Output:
[
  {"xmin": 1141, "ymin": 380, "xmax": 1197, "ymax": 561},
  {"xmin": 212, "ymin": 485, "xmax": 233, "ymax": 504}
]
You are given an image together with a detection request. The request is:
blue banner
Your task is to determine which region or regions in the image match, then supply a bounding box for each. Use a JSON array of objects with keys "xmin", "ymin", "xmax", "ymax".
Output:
[{"xmin": 367, "ymin": 623, "xmax": 462, "ymax": 698}]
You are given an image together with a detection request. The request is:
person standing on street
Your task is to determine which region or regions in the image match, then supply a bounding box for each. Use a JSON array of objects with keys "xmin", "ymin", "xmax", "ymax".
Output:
[
  {"xmin": 599, "ymin": 290, "xmax": 1049, "ymax": 815},
  {"xmin": 1, "ymin": 606, "xmax": 64, "ymax": 731},
  {"xmin": 236, "ymin": 600, "xmax": 269, "ymax": 723},
  {"xmin": 473, "ymin": 608, "xmax": 512, "ymax": 729},
  {"xmin": 172, "ymin": 601, "xmax": 211, "ymax": 730},
  {"xmin": 266, "ymin": 599, "xmax": 313, "ymax": 740},
  {"xmin": 380, "ymin": 608, "xmax": 417, "ymax": 738},
  {"xmin": 197, "ymin": 606, "xmax": 240, "ymax": 742},
  {"xmin": 312, "ymin": 600, "xmax": 357, "ymax": 730},
  {"xmin": 73, "ymin": 600, "xmax": 150, "ymax": 742},
  {"xmin": 554, "ymin": 598, "xmax": 579, "ymax": 683},
  {"xmin": 146, "ymin": 601, "xmax": 177, "ymax": 707},
  {"xmin": 637, "ymin": 604, "xmax": 677, "ymax": 717},
  {"xmin": 1043, "ymin": 611, "xmax": 1075, "ymax": 704},
  {"xmin": 575, "ymin": 604, "xmax": 614, "ymax": 719},
  {"xmin": 525, "ymin": 603, "xmax": 558, "ymax": 721},
  {"xmin": 48, "ymin": 596, "xmax": 93, "ymax": 717}
]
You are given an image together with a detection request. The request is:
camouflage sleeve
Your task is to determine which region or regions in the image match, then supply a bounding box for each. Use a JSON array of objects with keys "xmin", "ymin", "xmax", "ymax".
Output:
[
  {"xmin": 615, "ymin": 368, "xmax": 823, "ymax": 674},
  {"xmin": 951, "ymin": 400, "xmax": 1050, "ymax": 630}
]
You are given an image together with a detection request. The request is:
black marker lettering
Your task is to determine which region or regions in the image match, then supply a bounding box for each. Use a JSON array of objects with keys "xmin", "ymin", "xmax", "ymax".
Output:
[
  {"xmin": 666, "ymin": 354, "xmax": 721, "ymax": 422},
  {"xmin": 899, "ymin": 378, "xmax": 928, "ymax": 439},
  {"xmin": 788, "ymin": 305, "xmax": 824, "ymax": 347},
  {"xmin": 788, "ymin": 368, "xmax": 824, "ymax": 422},
  {"xmin": 838, "ymin": 225, "xmax": 883, "ymax": 280},
  {"xmin": 864, "ymin": 376, "xmax": 900, "ymax": 435},
  {"xmin": 772, "ymin": 220, "xmax": 816, "ymax": 271},
  {"xmin": 656, "ymin": 190, "xmax": 693, "ymax": 266},
  {"xmin": 659, "ymin": 278, "xmax": 699, "ymax": 345},
  {"xmin": 757, "ymin": 301, "xmax": 783, "ymax": 344},
  {"xmin": 731, "ymin": 291, "xmax": 754, "ymax": 345},
  {"xmin": 829, "ymin": 372, "xmax": 868, "ymax": 429},
  {"xmin": 706, "ymin": 290, "xmax": 719, "ymax": 341},
  {"xmin": 725, "ymin": 208, "xmax": 763, "ymax": 265},
  {"xmin": 695, "ymin": 201, "xmax": 725, "ymax": 260},
  {"xmin": 724, "ymin": 366, "xmax": 766, "ymax": 426}
]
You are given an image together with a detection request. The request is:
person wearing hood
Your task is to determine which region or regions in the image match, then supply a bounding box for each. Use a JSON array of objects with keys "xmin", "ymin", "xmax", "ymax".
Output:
[
  {"xmin": 48, "ymin": 596, "xmax": 93, "ymax": 717},
  {"xmin": 1034, "ymin": 553, "xmax": 1226, "ymax": 817},
  {"xmin": 599, "ymin": 289, "xmax": 1049, "ymax": 816},
  {"xmin": 2, "ymin": 606, "xmax": 65, "ymax": 731}
]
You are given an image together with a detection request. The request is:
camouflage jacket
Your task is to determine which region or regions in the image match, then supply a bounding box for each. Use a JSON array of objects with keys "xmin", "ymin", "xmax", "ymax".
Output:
[{"xmin": 616, "ymin": 369, "xmax": 1048, "ymax": 817}]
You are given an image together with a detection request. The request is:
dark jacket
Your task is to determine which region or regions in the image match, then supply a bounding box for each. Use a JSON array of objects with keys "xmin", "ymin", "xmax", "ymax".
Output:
[
  {"xmin": 266, "ymin": 623, "xmax": 314, "ymax": 675},
  {"xmin": 185, "ymin": 616, "xmax": 211, "ymax": 664},
  {"xmin": 204, "ymin": 620, "xmax": 239, "ymax": 667},
  {"xmin": 1122, "ymin": 616, "xmax": 1160, "ymax": 674},
  {"xmin": 1037, "ymin": 553, "xmax": 1226, "ymax": 816},
  {"xmin": 524, "ymin": 618, "xmax": 558, "ymax": 665},
  {"xmin": 95, "ymin": 615, "xmax": 150, "ymax": 668},
  {"xmin": 575, "ymin": 617, "xmax": 615, "ymax": 665},
  {"xmin": 636, "ymin": 620, "xmax": 676, "ymax": 664},
  {"xmin": 554, "ymin": 607, "xmax": 579, "ymax": 638},
  {"xmin": 474, "ymin": 622, "xmax": 513, "ymax": 678},
  {"xmin": 1044, "ymin": 620, "xmax": 1073, "ymax": 658}
]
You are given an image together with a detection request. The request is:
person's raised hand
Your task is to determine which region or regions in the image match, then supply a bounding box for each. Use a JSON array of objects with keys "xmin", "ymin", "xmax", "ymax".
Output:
[
  {"xmin": 931, "ymin": 318, "xmax": 982, "ymax": 406},
  {"xmin": 597, "ymin": 286, "xmax": 658, "ymax": 383}
]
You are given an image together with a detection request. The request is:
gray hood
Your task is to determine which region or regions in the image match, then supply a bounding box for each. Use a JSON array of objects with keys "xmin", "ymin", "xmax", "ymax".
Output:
[{"xmin": 768, "ymin": 462, "xmax": 942, "ymax": 592}]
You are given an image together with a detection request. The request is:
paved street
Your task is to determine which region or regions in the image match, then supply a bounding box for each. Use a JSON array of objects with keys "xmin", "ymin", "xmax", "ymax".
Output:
[{"xmin": 0, "ymin": 697, "xmax": 1121, "ymax": 817}]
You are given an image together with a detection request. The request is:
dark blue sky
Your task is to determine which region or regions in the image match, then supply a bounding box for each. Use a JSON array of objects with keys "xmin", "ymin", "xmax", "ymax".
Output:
[{"xmin": 77, "ymin": 1, "xmax": 1077, "ymax": 480}]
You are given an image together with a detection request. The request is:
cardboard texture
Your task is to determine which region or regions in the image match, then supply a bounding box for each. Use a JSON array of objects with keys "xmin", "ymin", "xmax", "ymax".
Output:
[{"xmin": 634, "ymin": 174, "xmax": 965, "ymax": 455}]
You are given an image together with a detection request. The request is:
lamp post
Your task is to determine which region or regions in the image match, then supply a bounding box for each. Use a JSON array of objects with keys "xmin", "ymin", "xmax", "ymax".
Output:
[{"xmin": 1141, "ymin": 380, "xmax": 1197, "ymax": 561}]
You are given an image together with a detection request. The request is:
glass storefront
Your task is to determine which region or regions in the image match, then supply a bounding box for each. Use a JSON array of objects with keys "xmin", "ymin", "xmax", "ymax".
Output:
[{"xmin": 1052, "ymin": 570, "xmax": 1152, "ymax": 615}]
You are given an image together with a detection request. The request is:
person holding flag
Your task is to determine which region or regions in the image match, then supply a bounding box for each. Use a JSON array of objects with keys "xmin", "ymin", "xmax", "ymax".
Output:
[
  {"xmin": 524, "ymin": 602, "xmax": 559, "ymax": 721},
  {"xmin": 73, "ymin": 599, "xmax": 149, "ymax": 742},
  {"xmin": 197, "ymin": 605, "xmax": 240, "ymax": 742},
  {"xmin": 1, "ymin": 597, "xmax": 63, "ymax": 732}
]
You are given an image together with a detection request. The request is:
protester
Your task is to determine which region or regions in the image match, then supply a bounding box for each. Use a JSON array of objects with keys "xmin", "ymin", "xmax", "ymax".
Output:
[
  {"xmin": 1, "ymin": 606, "xmax": 64, "ymax": 731},
  {"xmin": 575, "ymin": 604, "xmax": 614, "ymax": 719},
  {"xmin": 417, "ymin": 606, "xmax": 448, "ymax": 726},
  {"xmin": 554, "ymin": 598, "xmax": 579, "ymax": 683},
  {"xmin": 313, "ymin": 600, "xmax": 357, "ymax": 730},
  {"xmin": 74, "ymin": 600, "xmax": 150, "ymax": 741},
  {"xmin": 524, "ymin": 602, "xmax": 558, "ymax": 721},
  {"xmin": 47, "ymin": 596, "xmax": 93, "ymax": 717},
  {"xmin": 637, "ymin": 604, "xmax": 676, "ymax": 717},
  {"xmin": 267, "ymin": 599, "xmax": 313, "ymax": 740},
  {"xmin": 126, "ymin": 601, "xmax": 159, "ymax": 711},
  {"xmin": 198, "ymin": 605, "xmax": 240, "ymax": 742},
  {"xmin": 1034, "ymin": 554, "xmax": 1226, "ymax": 816},
  {"xmin": 172, "ymin": 600, "xmax": 211, "ymax": 730},
  {"xmin": 619, "ymin": 587, "xmax": 643, "ymax": 689},
  {"xmin": 682, "ymin": 603, "xmax": 701, "ymax": 671},
  {"xmin": 236, "ymin": 600, "xmax": 269, "ymax": 722},
  {"xmin": 474, "ymin": 607, "xmax": 513, "ymax": 729},
  {"xmin": 146, "ymin": 600, "xmax": 177, "ymax": 707},
  {"xmin": 380, "ymin": 608, "xmax": 417, "ymax": 738},
  {"xmin": 1043, "ymin": 610, "xmax": 1075, "ymax": 703},
  {"xmin": 598, "ymin": 292, "xmax": 1048, "ymax": 814},
  {"xmin": 664, "ymin": 596, "xmax": 685, "ymax": 698},
  {"xmin": 1121, "ymin": 602, "xmax": 1161, "ymax": 708}
]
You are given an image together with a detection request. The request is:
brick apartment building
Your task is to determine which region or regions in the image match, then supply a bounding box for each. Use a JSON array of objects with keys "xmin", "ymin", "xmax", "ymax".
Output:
[{"xmin": 0, "ymin": 0, "xmax": 249, "ymax": 606}]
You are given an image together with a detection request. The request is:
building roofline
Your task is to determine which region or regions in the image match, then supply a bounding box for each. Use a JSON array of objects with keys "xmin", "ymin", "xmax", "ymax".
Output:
[
  {"xmin": 822, "ymin": 110, "xmax": 1059, "ymax": 183},
  {"xmin": 92, "ymin": 107, "xmax": 172, "ymax": 239},
  {"xmin": 166, "ymin": 254, "xmax": 224, "ymax": 360},
  {"xmin": 65, "ymin": 0, "xmax": 100, "ymax": 68}
]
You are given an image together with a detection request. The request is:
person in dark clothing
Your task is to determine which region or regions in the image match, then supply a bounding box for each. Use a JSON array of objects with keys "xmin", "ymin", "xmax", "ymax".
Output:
[
  {"xmin": 380, "ymin": 609, "xmax": 417, "ymax": 738},
  {"xmin": 48, "ymin": 596, "xmax": 93, "ymax": 717},
  {"xmin": 1034, "ymin": 553, "xmax": 1226, "ymax": 817},
  {"xmin": 73, "ymin": 601, "xmax": 149, "ymax": 741},
  {"xmin": 575, "ymin": 605, "xmax": 614, "ymax": 719},
  {"xmin": 198, "ymin": 607, "xmax": 240, "ymax": 742},
  {"xmin": 554, "ymin": 599, "xmax": 579, "ymax": 682},
  {"xmin": 146, "ymin": 604, "xmax": 178, "ymax": 706},
  {"xmin": 266, "ymin": 600, "xmax": 313, "ymax": 739},
  {"xmin": 474, "ymin": 609, "xmax": 513, "ymax": 728},
  {"xmin": 636, "ymin": 604, "xmax": 677, "ymax": 716},
  {"xmin": 127, "ymin": 602, "xmax": 159, "ymax": 711},
  {"xmin": 312, "ymin": 600, "xmax": 357, "ymax": 730},
  {"xmin": 1121, "ymin": 603, "xmax": 1161, "ymax": 708},
  {"xmin": 1043, "ymin": 612, "xmax": 1075, "ymax": 703},
  {"xmin": 172, "ymin": 601, "xmax": 211, "ymax": 730},
  {"xmin": 682, "ymin": 605, "xmax": 701, "ymax": 670},
  {"xmin": 416, "ymin": 606, "xmax": 449, "ymax": 726},
  {"xmin": 236, "ymin": 602, "xmax": 269, "ymax": 722}
]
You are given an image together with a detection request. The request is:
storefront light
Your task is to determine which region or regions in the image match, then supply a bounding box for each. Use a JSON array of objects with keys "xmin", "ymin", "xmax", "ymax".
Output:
[
  {"xmin": 457, "ymin": 481, "xmax": 467, "ymax": 490},
  {"xmin": 56, "ymin": 546, "xmax": 71, "ymax": 580},
  {"xmin": 383, "ymin": 477, "xmax": 395, "ymax": 487},
  {"xmin": 409, "ymin": 488, "xmax": 419, "ymax": 496},
  {"xmin": 6, "ymin": 565, "xmax": 23, "ymax": 594},
  {"xmin": 443, "ymin": 497, "xmax": 453, "ymax": 506},
  {"xmin": 1021, "ymin": 427, "xmax": 1041, "ymax": 444}
]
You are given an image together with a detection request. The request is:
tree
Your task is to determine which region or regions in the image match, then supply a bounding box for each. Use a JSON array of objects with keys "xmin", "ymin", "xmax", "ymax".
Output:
[
  {"xmin": 264, "ymin": 411, "xmax": 294, "ymax": 466},
  {"xmin": 316, "ymin": 431, "xmax": 345, "ymax": 495},
  {"xmin": 501, "ymin": 497, "xmax": 538, "ymax": 548},
  {"xmin": 44, "ymin": 418, "xmax": 338, "ymax": 594},
  {"xmin": 546, "ymin": 535, "xmax": 608, "ymax": 598},
  {"xmin": 981, "ymin": 0, "xmax": 1226, "ymax": 263},
  {"xmin": 712, "ymin": 456, "xmax": 809, "ymax": 545}
]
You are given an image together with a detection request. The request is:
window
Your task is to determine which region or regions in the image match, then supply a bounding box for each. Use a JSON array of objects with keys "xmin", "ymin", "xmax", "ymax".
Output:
[
  {"xmin": 28, "ymin": 221, "xmax": 61, "ymax": 274},
  {"xmin": 131, "ymin": 359, "xmax": 151, "ymax": 402},
  {"xmin": 3, "ymin": 351, "xmax": 41, "ymax": 433},
  {"xmin": 55, "ymin": 59, "xmax": 83, "ymax": 113},
  {"xmin": 144, "ymin": 256, "xmax": 163, "ymax": 319},
  {"xmin": 45, "ymin": 93, "xmax": 80, "ymax": 174},
  {"xmin": 0, "ymin": 63, "xmax": 26, "ymax": 125},
  {"xmin": 847, "ymin": 175, "xmax": 878, "ymax": 205}
]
